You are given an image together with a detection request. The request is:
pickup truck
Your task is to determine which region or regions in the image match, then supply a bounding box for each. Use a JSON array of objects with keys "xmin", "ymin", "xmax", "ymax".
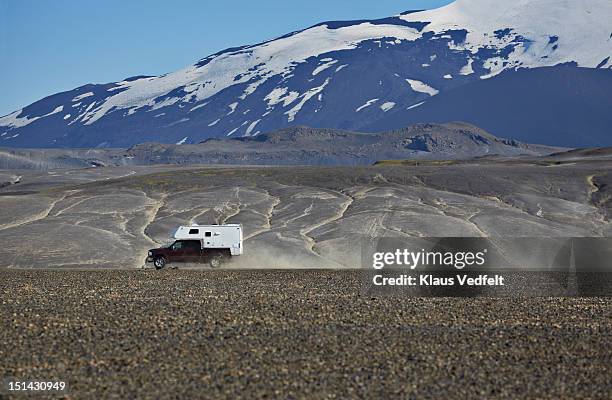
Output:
[{"xmin": 147, "ymin": 240, "xmax": 230, "ymax": 269}]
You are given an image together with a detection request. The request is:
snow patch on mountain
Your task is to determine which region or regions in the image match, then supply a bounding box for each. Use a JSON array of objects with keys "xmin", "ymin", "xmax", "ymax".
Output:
[
  {"xmin": 285, "ymin": 78, "xmax": 330, "ymax": 122},
  {"xmin": 189, "ymin": 102, "xmax": 208, "ymax": 113},
  {"xmin": 245, "ymin": 119, "xmax": 261, "ymax": 136},
  {"xmin": 265, "ymin": 87, "xmax": 300, "ymax": 107},
  {"xmin": 459, "ymin": 58, "xmax": 474, "ymax": 75},
  {"xmin": 1, "ymin": 106, "xmax": 64, "ymax": 130},
  {"xmin": 165, "ymin": 118, "xmax": 189, "ymax": 127},
  {"xmin": 227, "ymin": 102, "xmax": 238, "ymax": 115},
  {"xmin": 400, "ymin": 0, "xmax": 612, "ymax": 74},
  {"xmin": 72, "ymin": 92, "xmax": 94, "ymax": 102},
  {"xmin": 149, "ymin": 97, "xmax": 181, "ymax": 113},
  {"xmin": 313, "ymin": 59, "xmax": 338, "ymax": 76},
  {"xmin": 407, "ymin": 101, "xmax": 426, "ymax": 110},
  {"xmin": 406, "ymin": 79, "xmax": 439, "ymax": 96},
  {"xmin": 356, "ymin": 99, "xmax": 379, "ymax": 112},
  {"xmin": 380, "ymin": 102, "xmax": 396, "ymax": 112},
  {"xmin": 62, "ymin": 23, "xmax": 422, "ymax": 126}
]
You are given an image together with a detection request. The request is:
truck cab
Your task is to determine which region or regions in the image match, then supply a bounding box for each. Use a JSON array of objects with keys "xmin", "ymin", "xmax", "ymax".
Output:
[{"xmin": 147, "ymin": 240, "xmax": 228, "ymax": 269}]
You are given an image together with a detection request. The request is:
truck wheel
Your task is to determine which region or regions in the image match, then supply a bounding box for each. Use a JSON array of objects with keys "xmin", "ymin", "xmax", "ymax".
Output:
[
  {"xmin": 154, "ymin": 256, "xmax": 167, "ymax": 270},
  {"xmin": 209, "ymin": 255, "xmax": 223, "ymax": 269}
]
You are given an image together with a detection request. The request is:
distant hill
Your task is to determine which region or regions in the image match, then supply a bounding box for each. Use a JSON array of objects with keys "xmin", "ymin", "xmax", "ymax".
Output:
[{"xmin": 0, "ymin": 123, "xmax": 562, "ymax": 169}]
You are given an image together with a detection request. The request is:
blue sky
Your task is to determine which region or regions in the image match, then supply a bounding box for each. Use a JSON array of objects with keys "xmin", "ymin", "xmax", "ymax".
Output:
[{"xmin": 0, "ymin": 0, "xmax": 453, "ymax": 115}]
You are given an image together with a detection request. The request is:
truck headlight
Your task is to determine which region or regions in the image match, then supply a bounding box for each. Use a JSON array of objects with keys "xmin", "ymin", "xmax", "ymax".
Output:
[{"xmin": 148, "ymin": 251, "xmax": 152, "ymax": 256}]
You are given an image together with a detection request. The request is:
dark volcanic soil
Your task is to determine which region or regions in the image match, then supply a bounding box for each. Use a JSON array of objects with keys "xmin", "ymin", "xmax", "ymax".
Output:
[{"xmin": 1, "ymin": 270, "xmax": 610, "ymax": 399}]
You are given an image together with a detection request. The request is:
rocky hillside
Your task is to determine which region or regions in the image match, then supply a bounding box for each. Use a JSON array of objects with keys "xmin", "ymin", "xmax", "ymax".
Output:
[{"xmin": 0, "ymin": 123, "xmax": 562, "ymax": 169}]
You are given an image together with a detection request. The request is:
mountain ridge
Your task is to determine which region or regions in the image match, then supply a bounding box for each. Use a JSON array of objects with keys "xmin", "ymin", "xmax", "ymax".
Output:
[
  {"xmin": 2, "ymin": 0, "xmax": 611, "ymax": 148},
  {"xmin": 0, "ymin": 123, "xmax": 564, "ymax": 170}
]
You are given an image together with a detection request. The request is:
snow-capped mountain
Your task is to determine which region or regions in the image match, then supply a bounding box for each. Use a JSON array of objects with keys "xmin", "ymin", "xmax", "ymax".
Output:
[{"xmin": 2, "ymin": 0, "xmax": 611, "ymax": 148}]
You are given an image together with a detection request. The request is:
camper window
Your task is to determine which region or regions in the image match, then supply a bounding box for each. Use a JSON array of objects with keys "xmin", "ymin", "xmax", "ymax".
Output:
[
  {"xmin": 189, "ymin": 229, "xmax": 199, "ymax": 234},
  {"xmin": 205, "ymin": 232, "xmax": 212, "ymax": 237}
]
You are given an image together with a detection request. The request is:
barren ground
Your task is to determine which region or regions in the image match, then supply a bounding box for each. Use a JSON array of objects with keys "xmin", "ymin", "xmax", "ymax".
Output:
[
  {"xmin": 1, "ymin": 160, "xmax": 610, "ymax": 398},
  {"xmin": 0, "ymin": 159, "xmax": 610, "ymax": 269},
  {"xmin": 1, "ymin": 270, "xmax": 610, "ymax": 399}
]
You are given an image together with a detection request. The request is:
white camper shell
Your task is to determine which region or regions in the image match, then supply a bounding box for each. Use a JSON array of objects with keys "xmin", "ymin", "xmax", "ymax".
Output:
[{"xmin": 173, "ymin": 224, "xmax": 243, "ymax": 256}]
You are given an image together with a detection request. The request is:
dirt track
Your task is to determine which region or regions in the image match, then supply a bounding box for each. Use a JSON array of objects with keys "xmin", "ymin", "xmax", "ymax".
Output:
[{"xmin": 1, "ymin": 270, "xmax": 610, "ymax": 399}]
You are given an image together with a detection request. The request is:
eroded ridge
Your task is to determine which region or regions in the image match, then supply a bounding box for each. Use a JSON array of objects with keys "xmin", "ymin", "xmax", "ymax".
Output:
[{"xmin": 0, "ymin": 162, "xmax": 608, "ymax": 269}]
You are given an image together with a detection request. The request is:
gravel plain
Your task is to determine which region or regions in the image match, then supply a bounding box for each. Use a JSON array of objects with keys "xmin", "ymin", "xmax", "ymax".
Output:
[{"xmin": 1, "ymin": 270, "xmax": 611, "ymax": 399}]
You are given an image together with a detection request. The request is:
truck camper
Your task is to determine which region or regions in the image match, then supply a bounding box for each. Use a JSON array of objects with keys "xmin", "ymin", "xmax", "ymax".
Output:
[{"xmin": 146, "ymin": 224, "xmax": 243, "ymax": 269}]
